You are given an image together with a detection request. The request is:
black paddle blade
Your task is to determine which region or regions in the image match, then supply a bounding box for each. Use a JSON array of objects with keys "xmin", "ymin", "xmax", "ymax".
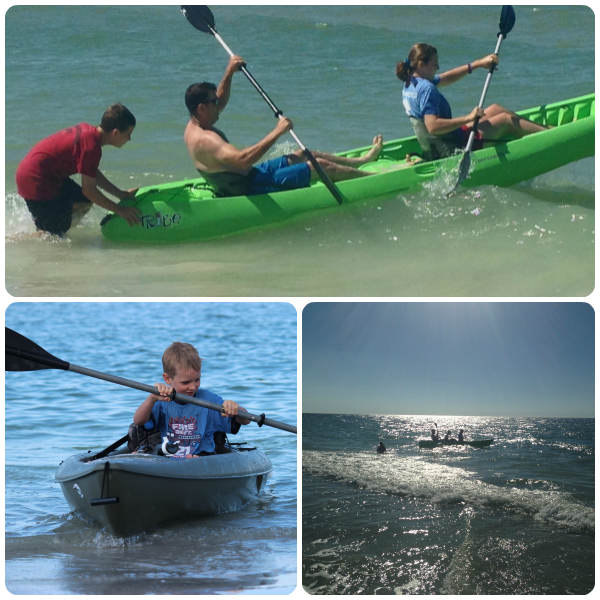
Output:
[
  {"xmin": 500, "ymin": 5, "xmax": 516, "ymax": 37},
  {"xmin": 454, "ymin": 153, "xmax": 472, "ymax": 192},
  {"xmin": 5, "ymin": 327, "xmax": 68, "ymax": 372},
  {"xmin": 180, "ymin": 5, "xmax": 216, "ymax": 34}
]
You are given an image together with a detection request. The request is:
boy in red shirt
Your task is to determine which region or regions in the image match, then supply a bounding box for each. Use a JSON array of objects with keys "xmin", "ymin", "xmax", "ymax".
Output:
[{"xmin": 16, "ymin": 103, "xmax": 141, "ymax": 236}]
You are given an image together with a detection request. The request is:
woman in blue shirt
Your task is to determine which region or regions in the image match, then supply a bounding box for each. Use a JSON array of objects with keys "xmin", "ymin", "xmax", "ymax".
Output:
[{"xmin": 397, "ymin": 43, "xmax": 548, "ymax": 159}]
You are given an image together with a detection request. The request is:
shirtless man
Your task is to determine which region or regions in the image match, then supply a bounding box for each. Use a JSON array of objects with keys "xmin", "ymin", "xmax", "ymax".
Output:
[{"xmin": 183, "ymin": 56, "xmax": 384, "ymax": 198}]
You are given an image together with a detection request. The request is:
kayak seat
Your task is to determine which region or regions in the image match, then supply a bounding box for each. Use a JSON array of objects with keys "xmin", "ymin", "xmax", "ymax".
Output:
[
  {"xmin": 360, "ymin": 159, "xmax": 400, "ymax": 173},
  {"xmin": 409, "ymin": 117, "xmax": 457, "ymax": 161}
]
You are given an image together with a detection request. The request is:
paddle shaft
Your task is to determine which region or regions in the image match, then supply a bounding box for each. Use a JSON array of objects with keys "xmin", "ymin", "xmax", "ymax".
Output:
[
  {"xmin": 453, "ymin": 6, "xmax": 514, "ymax": 194},
  {"xmin": 464, "ymin": 33, "xmax": 506, "ymax": 154},
  {"xmin": 5, "ymin": 345, "xmax": 297, "ymax": 434},
  {"xmin": 201, "ymin": 19, "xmax": 345, "ymax": 205}
]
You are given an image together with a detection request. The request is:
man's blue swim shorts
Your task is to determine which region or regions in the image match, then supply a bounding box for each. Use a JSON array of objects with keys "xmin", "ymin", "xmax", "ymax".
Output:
[{"xmin": 249, "ymin": 156, "xmax": 312, "ymax": 195}]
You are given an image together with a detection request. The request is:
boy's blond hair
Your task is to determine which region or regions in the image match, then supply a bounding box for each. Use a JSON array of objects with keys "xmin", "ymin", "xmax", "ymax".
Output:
[{"xmin": 162, "ymin": 342, "xmax": 203, "ymax": 377}]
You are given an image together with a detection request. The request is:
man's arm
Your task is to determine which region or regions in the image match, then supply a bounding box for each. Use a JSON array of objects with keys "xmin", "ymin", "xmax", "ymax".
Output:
[
  {"xmin": 208, "ymin": 117, "xmax": 293, "ymax": 172},
  {"xmin": 216, "ymin": 55, "xmax": 247, "ymax": 114}
]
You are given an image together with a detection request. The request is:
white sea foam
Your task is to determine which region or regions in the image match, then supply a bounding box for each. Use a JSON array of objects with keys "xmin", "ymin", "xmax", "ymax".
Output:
[{"xmin": 304, "ymin": 451, "xmax": 594, "ymax": 532}]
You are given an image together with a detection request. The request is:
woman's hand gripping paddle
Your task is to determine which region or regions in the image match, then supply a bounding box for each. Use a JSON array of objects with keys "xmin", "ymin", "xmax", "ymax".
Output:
[{"xmin": 453, "ymin": 5, "xmax": 516, "ymax": 192}]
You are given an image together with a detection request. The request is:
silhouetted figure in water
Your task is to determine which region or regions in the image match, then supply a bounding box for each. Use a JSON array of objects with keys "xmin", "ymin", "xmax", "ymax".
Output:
[
  {"xmin": 377, "ymin": 442, "xmax": 386, "ymax": 454},
  {"xmin": 458, "ymin": 429, "xmax": 465, "ymax": 443},
  {"xmin": 444, "ymin": 430, "xmax": 458, "ymax": 444},
  {"xmin": 431, "ymin": 428, "xmax": 439, "ymax": 442}
]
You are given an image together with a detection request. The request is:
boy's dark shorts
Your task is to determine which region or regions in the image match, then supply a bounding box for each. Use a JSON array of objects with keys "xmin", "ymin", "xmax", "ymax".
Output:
[{"xmin": 24, "ymin": 178, "xmax": 91, "ymax": 236}]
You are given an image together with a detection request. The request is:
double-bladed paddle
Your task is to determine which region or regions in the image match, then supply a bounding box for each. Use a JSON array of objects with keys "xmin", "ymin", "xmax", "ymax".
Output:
[
  {"xmin": 453, "ymin": 5, "xmax": 516, "ymax": 192},
  {"xmin": 180, "ymin": 5, "xmax": 345, "ymax": 206},
  {"xmin": 5, "ymin": 328, "xmax": 297, "ymax": 435}
]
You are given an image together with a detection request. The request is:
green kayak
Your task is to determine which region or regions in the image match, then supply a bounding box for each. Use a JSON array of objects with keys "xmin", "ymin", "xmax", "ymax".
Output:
[
  {"xmin": 418, "ymin": 439, "xmax": 494, "ymax": 449},
  {"xmin": 101, "ymin": 93, "xmax": 594, "ymax": 244}
]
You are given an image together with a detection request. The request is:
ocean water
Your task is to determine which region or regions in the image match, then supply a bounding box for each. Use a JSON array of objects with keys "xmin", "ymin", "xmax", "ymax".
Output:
[
  {"xmin": 302, "ymin": 414, "xmax": 594, "ymax": 595},
  {"xmin": 5, "ymin": 302, "xmax": 297, "ymax": 594},
  {"xmin": 5, "ymin": 5, "xmax": 595, "ymax": 297}
]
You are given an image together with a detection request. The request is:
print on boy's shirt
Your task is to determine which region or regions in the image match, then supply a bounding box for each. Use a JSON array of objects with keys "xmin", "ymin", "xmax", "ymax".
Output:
[
  {"xmin": 149, "ymin": 389, "xmax": 238, "ymax": 457},
  {"xmin": 168, "ymin": 415, "xmax": 202, "ymax": 458}
]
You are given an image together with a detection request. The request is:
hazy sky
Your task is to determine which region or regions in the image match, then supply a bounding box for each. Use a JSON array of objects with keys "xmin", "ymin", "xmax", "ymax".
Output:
[{"xmin": 302, "ymin": 303, "xmax": 595, "ymax": 418}]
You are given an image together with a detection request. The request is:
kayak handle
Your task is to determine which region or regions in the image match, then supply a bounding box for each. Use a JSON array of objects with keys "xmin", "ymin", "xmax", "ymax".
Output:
[
  {"xmin": 90, "ymin": 497, "xmax": 120, "ymax": 506},
  {"xmin": 90, "ymin": 462, "xmax": 120, "ymax": 507}
]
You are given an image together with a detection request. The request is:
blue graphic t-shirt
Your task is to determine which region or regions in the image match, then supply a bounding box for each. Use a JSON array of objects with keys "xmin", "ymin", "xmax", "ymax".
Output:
[{"xmin": 147, "ymin": 388, "xmax": 237, "ymax": 458}]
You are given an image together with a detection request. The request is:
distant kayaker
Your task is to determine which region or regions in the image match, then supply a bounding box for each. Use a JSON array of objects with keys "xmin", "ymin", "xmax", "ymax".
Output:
[
  {"xmin": 443, "ymin": 430, "xmax": 457, "ymax": 443},
  {"xmin": 133, "ymin": 341, "xmax": 251, "ymax": 459},
  {"xmin": 431, "ymin": 428, "xmax": 439, "ymax": 442},
  {"xmin": 183, "ymin": 56, "xmax": 384, "ymax": 198},
  {"xmin": 396, "ymin": 44, "xmax": 550, "ymax": 161},
  {"xmin": 15, "ymin": 103, "xmax": 142, "ymax": 237},
  {"xmin": 458, "ymin": 429, "xmax": 465, "ymax": 443},
  {"xmin": 377, "ymin": 442, "xmax": 387, "ymax": 454}
]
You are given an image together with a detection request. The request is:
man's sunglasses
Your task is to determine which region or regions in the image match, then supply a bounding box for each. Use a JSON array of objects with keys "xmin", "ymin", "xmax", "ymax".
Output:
[{"xmin": 202, "ymin": 98, "xmax": 219, "ymax": 106}]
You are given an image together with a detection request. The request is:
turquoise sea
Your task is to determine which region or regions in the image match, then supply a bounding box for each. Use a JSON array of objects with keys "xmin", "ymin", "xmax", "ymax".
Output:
[{"xmin": 5, "ymin": 5, "xmax": 595, "ymax": 297}]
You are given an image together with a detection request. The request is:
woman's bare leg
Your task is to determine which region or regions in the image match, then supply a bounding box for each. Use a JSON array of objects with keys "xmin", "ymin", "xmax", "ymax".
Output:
[
  {"xmin": 478, "ymin": 104, "xmax": 549, "ymax": 139},
  {"xmin": 288, "ymin": 136, "xmax": 383, "ymax": 167},
  {"xmin": 307, "ymin": 159, "xmax": 374, "ymax": 182}
]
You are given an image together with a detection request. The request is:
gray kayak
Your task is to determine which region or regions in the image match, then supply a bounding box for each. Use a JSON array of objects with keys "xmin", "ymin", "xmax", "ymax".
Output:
[
  {"xmin": 55, "ymin": 447, "xmax": 273, "ymax": 536},
  {"xmin": 418, "ymin": 439, "xmax": 494, "ymax": 449}
]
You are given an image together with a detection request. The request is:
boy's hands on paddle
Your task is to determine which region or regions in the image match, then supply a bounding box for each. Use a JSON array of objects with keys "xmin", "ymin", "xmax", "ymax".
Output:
[
  {"xmin": 221, "ymin": 401, "xmax": 251, "ymax": 425},
  {"xmin": 221, "ymin": 400, "xmax": 240, "ymax": 417},
  {"xmin": 151, "ymin": 382, "xmax": 173, "ymax": 402}
]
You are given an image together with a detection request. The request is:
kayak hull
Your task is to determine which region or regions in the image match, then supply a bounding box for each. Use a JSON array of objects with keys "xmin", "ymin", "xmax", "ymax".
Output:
[
  {"xmin": 101, "ymin": 93, "xmax": 595, "ymax": 244},
  {"xmin": 55, "ymin": 448, "xmax": 273, "ymax": 536},
  {"xmin": 418, "ymin": 439, "xmax": 494, "ymax": 449}
]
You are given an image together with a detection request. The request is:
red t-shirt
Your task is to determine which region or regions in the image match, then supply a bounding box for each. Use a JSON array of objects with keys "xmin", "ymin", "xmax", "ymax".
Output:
[{"xmin": 16, "ymin": 123, "xmax": 102, "ymax": 201}]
